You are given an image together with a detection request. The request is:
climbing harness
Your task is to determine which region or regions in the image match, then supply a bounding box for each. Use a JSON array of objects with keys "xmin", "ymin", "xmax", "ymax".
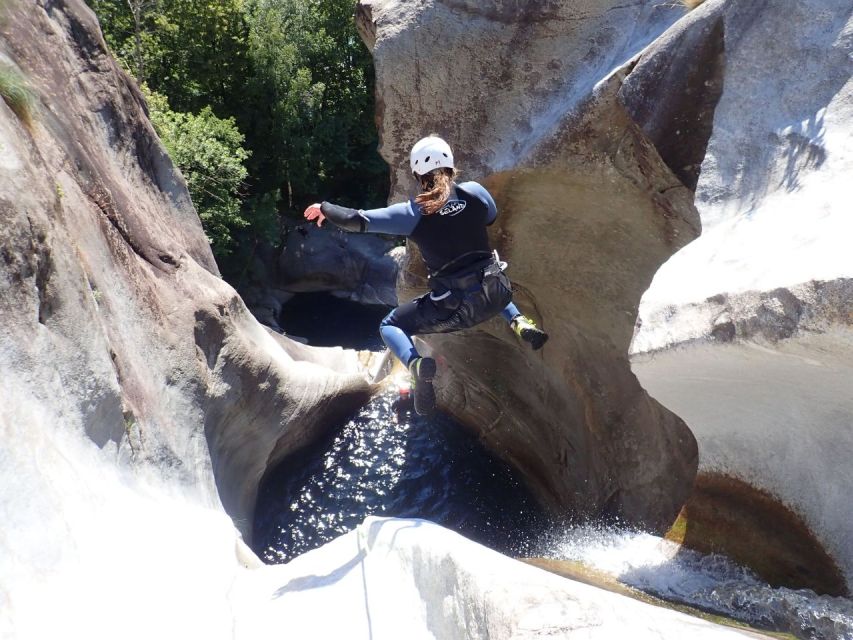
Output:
[{"xmin": 427, "ymin": 250, "xmax": 507, "ymax": 296}]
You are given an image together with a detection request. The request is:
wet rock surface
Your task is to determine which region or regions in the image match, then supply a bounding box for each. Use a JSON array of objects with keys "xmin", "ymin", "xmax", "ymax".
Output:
[
  {"xmin": 0, "ymin": 0, "xmax": 372, "ymax": 540},
  {"xmin": 631, "ymin": 0, "xmax": 853, "ymax": 589},
  {"xmin": 357, "ymin": 0, "xmax": 703, "ymax": 531}
]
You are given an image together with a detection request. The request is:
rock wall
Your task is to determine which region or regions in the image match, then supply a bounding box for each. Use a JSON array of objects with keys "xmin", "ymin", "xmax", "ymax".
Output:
[
  {"xmin": 0, "ymin": 0, "xmax": 372, "ymax": 547},
  {"xmin": 276, "ymin": 220, "xmax": 402, "ymax": 308},
  {"xmin": 356, "ymin": 0, "xmax": 705, "ymax": 530},
  {"xmin": 2, "ymin": 0, "xmax": 847, "ymax": 634},
  {"xmin": 630, "ymin": 0, "xmax": 853, "ymax": 587},
  {"xmin": 240, "ymin": 221, "xmax": 402, "ymax": 332}
]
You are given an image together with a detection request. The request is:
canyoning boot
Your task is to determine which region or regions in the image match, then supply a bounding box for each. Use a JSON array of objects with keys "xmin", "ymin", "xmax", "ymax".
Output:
[
  {"xmin": 408, "ymin": 356, "xmax": 437, "ymax": 417},
  {"xmin": 511, "ymin": 314, "xmax": 549, "ymax": 350}
]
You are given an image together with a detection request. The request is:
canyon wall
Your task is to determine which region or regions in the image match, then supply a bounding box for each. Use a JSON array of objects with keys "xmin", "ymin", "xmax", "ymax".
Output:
[
  {"xmin": 630, "ymin": 0, "xmax": 853, "ymax": 588},
  {"xmin": 356, "ymin": 0, "xmax": 706, "ymax": 530},
  {"xmin": 0, "ymin": 0, "xmax": 372, "ymax": 560}
]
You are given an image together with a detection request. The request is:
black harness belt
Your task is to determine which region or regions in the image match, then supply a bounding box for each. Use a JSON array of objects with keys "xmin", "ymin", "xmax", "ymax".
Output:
[{"xmin": 428, "ymin": 251, "xmax": 504, "ymax": 295}]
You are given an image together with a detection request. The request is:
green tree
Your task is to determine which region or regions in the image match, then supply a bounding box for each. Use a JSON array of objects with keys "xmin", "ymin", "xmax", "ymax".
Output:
[
  {"xmin": 242, "ymin": 0, "xmax": 387, "ymax": 214},
  {"xmin": 89, "ymin": 0, "xmax": 249, "ymax": 116},
  {"xmin": 90, "ymin": 0, "xmax": 388, "ymax": 270},
  {"xmin": 147, "ymin": 0, "xmax": 250, "ymax": 115},
  {"xmin": 145, "ymin": 87, "xmax": 253, "ymax": 256}
]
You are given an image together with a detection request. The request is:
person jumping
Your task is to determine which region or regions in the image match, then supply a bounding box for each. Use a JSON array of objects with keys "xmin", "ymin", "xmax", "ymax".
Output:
[{"xmin": 303, "ymin": 135, "xmax": 547, "ymax": 416}]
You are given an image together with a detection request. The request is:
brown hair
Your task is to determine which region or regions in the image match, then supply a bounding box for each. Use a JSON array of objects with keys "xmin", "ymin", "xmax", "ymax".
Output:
[{"xmin": 415, "ymin": 168, "xmax": 456, "ymax": 215}]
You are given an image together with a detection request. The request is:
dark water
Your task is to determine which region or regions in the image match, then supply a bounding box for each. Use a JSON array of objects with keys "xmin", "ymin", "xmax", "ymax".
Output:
[
  {"xmin": 259, "ymin": 291, "xmax": 546, "ymax": 562},
  {"xmin": 278, "ymin": 292, "xmax": 389, "ymax": 350},
  {"xmin": 252, "ymin": 390, "xmax": 547, "ymax": 564}
]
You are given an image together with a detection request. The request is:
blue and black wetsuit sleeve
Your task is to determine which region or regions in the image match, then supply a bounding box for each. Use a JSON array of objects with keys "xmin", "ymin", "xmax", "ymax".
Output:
[{"xmin": 320, "ymin": 200, "xmax": 421, "ymax": 236}]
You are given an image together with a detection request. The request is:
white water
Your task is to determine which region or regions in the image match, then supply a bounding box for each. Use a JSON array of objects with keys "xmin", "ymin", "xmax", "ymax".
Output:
[
  {"xmin": 543, "ymin": 526, "xmax": 853, "ymax": 640},
  {"xmin": 4, "ymin": 390, "xmax": 849, "ymax": 639},
  {"xmin": 0, "ymin": 391, "xmax": 251, "ymax": 640},
  {"xmin": 3, "ymin": 360, "xmax": 849, "ymax": 639}
]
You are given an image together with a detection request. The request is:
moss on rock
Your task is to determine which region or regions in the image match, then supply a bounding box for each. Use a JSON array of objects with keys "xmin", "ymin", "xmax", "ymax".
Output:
[{"xmin": 0, "ymin": 64, "xmax": 36, "ymax": 126}]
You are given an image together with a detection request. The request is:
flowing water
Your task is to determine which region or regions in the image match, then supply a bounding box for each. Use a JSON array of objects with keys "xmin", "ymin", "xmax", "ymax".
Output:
[
  {"xmin": 253, "ymin": 390, "xmax": 547, "ymax": 564},
  {"xmin": 259, "ymin": 293, "xmax": 853, "ymax": 640},
  {"xmin": 539, "ymin": 526, "xmax": 853, "ymax": 640}
]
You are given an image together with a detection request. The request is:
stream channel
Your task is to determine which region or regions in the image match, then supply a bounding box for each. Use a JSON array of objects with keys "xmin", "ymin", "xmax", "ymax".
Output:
[{"xmin": 253, "ymin": 292, "xmax": 853, "ymax": 640}]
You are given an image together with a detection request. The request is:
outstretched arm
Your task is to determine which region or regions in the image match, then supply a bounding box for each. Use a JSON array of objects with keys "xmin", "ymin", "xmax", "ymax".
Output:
[
  {"xmin": 303, "ymin": 202, "xmax": 367, "ymax": 232},
  {"xmin": 303, "ymin": 201, "xmax": 420, "ymax": 236}
]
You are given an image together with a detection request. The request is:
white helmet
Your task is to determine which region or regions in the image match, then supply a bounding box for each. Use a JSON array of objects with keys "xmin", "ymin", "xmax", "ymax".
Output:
[{"xmin": 410, "ymin": 136, "xmax": 454, "ymax": 176}]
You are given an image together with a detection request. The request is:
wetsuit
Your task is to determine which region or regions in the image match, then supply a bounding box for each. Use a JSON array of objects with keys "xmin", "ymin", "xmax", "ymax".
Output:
[{"xmin": 320, "ymin": 181, "xmax": 522, "ymax": 366}]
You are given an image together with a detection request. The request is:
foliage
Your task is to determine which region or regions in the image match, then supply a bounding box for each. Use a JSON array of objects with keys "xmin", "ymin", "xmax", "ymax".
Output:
[
  {"xmin": 241, "ymin": 0, "xmax": 387, "ymax": 213},
  {"xmin": 144, "ymin": 86, "xmax": 251, "ymax": 256},
  {"xmin": 0, "ymin": 64, "xmax": 36, "ymax": 126},
  {"xmin": 90, "ymin": 0, "xmax": 249, "ymax": 115},
  {"xmin": 90, "ymin": 0, "xmax": 388, "ymax": 268}
]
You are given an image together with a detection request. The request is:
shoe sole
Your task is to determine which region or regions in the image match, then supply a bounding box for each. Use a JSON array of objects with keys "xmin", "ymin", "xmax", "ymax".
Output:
[
  {"xmin": 520, "ymin": 328, "xmax": 549, "ymax": 351},
  {"xmin": 413, "ymin": 357, "xmax": 436, "ymax": 416}
]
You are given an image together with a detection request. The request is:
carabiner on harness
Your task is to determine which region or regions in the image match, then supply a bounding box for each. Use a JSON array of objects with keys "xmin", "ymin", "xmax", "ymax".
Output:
[{"xmin": 483, "ymin": 249, "xmax": 508, "ymax": 277}]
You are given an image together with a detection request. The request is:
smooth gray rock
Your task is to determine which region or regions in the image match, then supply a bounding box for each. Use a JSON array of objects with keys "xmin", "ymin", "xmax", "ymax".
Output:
[
  {"xmin": 357, "ymin": 0, "xmax": 703, "ymax": 530},
  {"xmin": 631, "ymin": 0, "xmax": 853, "ymax": 588},
  {"xmin": 0, "ymin": 0, "xmax": 372, "ymax": 543},
  {"xmin": 237, "ymin": 517, "xmax": 772, "ymax": 639}
]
